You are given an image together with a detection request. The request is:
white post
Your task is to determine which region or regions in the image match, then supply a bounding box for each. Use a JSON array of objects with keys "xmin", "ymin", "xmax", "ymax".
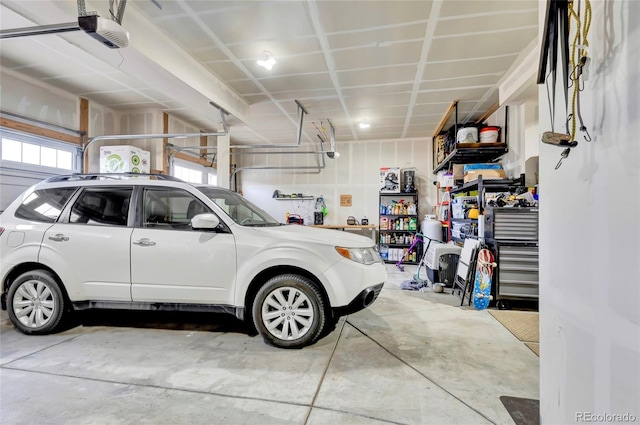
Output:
[{"xmin": 217, "ymin": 125, "xmax": 230, "ymax": 189}]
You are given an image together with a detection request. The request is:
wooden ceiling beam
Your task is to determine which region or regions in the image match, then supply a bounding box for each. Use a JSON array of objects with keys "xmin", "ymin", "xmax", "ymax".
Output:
[{"xmin": 432, "ymin": 100, "xmax": 458, "ymax": 138}]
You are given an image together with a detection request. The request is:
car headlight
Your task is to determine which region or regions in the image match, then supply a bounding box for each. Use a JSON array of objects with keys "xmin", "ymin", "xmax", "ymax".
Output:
[{"xmin": 335, "ymin": 246, "xmax": 382, "ymax": 265}]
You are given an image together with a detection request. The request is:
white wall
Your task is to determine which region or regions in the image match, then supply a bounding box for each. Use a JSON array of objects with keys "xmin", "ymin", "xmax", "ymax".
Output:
[
  {"xmin": 538, "ymin": 1, "xmax": 640, "ymax": 423},
  {"xmin": 0, "ymin": 68, "xmax": 79, "ymax": 129},
  {"xmin": 237, "ymin": 138, "xmax": 433, "ymax": 229}
]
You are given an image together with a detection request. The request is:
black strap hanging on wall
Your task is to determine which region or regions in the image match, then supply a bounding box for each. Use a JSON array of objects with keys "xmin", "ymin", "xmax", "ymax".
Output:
[
  {"xmin": 538, "ymin": 0, "xmax": 578, "ymax": 169},
  {"xmin": 538, "ymin": 0, "xmax": 593, "ymax": 170}
]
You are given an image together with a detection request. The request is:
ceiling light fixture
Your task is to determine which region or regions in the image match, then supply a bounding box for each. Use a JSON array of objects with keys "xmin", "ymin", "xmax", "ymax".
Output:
[
  {"xmin": 358, "ymin": 119, "xmax": 370, "ymax": 129},
  {"xmin": 257, "ymin": 51, "xmax": 276, "ymax": 70}
]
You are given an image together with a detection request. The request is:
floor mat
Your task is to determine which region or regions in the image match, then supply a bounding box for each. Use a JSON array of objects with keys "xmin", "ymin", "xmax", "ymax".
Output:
[
  {"xmin": 525, "ymin": 342, "xmax": 540, "ymax": 356},
  {"xmin": 500, "ymin": 396, "xmax": 540, "ymax": 425},
  {"xmin": 488, "ymin": 310, "xmax": 539, "ymax": 342},
  {"xmin": 489, "ymin": 310, "xmax": 539, "ymax": 356}
]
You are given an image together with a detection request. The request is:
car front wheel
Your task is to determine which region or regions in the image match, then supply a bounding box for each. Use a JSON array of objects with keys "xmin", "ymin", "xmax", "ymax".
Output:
[
  {"xmin": 7, "ymin": 270, "xmax": 66, "ymax": 335},
  {"xmin": 253, "ymin": 274, "xmax": 326, "ymax": 349}
]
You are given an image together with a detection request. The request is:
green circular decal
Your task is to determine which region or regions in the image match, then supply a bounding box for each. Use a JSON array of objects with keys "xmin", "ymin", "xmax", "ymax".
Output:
[
  {"xmin": 104, "ymin": 154, "xmax": 124, "ymax": 172},
  {"xmin": 131, "ymin": 155, "xmax": 140, "ymax": 165},
  {"xmin": 131, "ymin": 167, "xmax": 140, "ymax": 173}
]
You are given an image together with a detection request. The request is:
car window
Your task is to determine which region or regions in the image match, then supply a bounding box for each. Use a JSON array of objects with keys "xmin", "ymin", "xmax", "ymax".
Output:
[
  {"xmin": 14, "ymin": 187, "xmax": 76, "ymax": 223},
  {"xmin": 143, "ymin": 187, "xmax": 211, "ymax": 230},
  {"xmin": 197, "ymin": 186, "xmax": 280, "ymax": 227},
  {"xmin": 69, "ymin": 187, "xmax": 132, "ymax": 226}
]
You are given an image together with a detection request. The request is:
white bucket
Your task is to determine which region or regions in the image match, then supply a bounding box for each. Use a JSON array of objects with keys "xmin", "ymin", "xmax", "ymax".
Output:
[
  {"xmin": 479, "ymin": 127, "xmax": 499, "ymax": 143},
  {"xmin": 457, "ymin": 127, "xmax": 478, "ymax": 143},
  {"xmin": 421, "ymin": 215, "xmax": 442, "ymax": 249}
]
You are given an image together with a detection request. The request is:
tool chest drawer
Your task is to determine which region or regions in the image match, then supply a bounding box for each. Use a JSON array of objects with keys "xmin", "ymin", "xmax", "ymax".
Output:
[
  {"xmin": 496, "ymin": 244, "xmax": 539, "ymax": 299},
  {"xmin": 485, "ymin": 207, "xmax": 539, "ymax": 241}
]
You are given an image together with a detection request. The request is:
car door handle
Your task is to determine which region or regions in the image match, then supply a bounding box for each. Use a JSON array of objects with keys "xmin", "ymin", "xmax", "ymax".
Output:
[
  {"xmin": 48, "ymin": 234, "xmax": 69, "ymax": 242},
  {"xmin": 133, "ymin": 238, "xmax": 156, "ymax": 247}
]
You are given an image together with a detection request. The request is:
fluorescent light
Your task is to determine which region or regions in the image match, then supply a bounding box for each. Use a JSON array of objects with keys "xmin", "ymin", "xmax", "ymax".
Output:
[{"xmin": 257, "ymin": 51, "xmax": 276, "ymax": 70}]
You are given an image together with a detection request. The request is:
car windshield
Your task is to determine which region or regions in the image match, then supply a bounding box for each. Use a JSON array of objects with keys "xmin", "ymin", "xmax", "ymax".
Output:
[{"xmin": 197, "ymin": 186, "xmax": 281, "ymax": 227}]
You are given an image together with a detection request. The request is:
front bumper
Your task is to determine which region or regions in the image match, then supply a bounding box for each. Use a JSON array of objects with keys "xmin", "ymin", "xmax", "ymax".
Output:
[{"xmin": 333, "ymin": 283, "xmax": 384, "ymax": 316}]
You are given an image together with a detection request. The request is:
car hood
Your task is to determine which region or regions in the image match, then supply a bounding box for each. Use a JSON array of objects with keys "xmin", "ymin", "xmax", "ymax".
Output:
[{"xmin": 245, "ymin": 224, "xmax": 375, "ymax": 248}]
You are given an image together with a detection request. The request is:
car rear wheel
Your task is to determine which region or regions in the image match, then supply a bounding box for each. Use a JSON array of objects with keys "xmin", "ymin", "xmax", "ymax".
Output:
[
  {"xmin": 7, "ymin": 270, "xmax": 66, "ymax": 335},
  {"xmin": 253, "ymin": 274, "xmax": 326, "ymax": 349}
]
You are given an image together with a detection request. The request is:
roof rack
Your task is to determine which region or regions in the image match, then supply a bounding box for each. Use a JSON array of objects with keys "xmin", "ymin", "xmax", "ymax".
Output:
[{"xmin": 44, "ymin": 173, "xmax": 182, "ymax": 183}]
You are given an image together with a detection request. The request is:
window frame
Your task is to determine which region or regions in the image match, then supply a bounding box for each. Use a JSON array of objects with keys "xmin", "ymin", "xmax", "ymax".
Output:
[
  {"xmin": 14, "ymin": 186, "xmax": 79, "ymax": 223},
  {"xmin": 58, "ymin": 186, "xmax": 134, "ymax": 227},
  {"xmin": 0, "ymin": 128, "xmax": 81, "ymax": 174},
  {"xmin": 139, "ymin": 186, "xmax": 216, "ymax": 231}
]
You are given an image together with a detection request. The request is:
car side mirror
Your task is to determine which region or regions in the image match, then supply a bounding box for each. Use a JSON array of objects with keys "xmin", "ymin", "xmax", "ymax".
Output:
[{"xmin": 191, "ymin": 213, "xmax": 221, "ymax": 231}]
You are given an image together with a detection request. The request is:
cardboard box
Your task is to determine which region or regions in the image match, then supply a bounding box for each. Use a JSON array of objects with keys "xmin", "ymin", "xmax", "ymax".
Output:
[
  {"xmin": 100, "ymin": 145, "xmax": 150, "ymax": 173},
  {"xmin": 453, "ymin": 164, "xmax": 464, "ymax": 182},
  {"xmin": 379, "ymin": 167, "xmax": 400, "ymax": 193},
  {"xmin": 463, "ymin": 168, "xmax": 507, "ymax": 183}
]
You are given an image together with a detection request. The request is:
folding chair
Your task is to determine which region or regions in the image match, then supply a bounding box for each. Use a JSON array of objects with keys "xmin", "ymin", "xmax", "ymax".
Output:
[{"xmin": 452, "ymin": 238, "xmax": 481, "ymax": 306}]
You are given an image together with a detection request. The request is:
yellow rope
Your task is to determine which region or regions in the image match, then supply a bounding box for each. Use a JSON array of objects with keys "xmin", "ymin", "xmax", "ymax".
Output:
[{"xmin": 568, "ymin": 0, "xmax": 592, "ymax": 142}]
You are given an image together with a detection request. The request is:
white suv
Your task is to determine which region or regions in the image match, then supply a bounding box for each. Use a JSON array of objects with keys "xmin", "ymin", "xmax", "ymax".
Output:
[{"xmin": 0, "ymin": 174, "xmax": 386, "ymax": 348}]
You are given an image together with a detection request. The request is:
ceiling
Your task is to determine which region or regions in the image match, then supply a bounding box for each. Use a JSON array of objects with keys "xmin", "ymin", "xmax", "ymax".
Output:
[{"xmin": 0, "ymin": 0, "xmax": 539, "ymax": 146}]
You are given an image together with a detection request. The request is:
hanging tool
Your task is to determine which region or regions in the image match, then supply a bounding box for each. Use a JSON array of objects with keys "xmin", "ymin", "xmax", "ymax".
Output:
[
  {"xmin": 555, "ymin": 147, "xmax": 572, "ymax": 170},
  {"xmin": 542, "ymin": 131, "xmax": 577, "ymax": 147},
  {"xmin": 315, "ymin": 196, "xmax": 328, "ymax": 216},
  {"xmin": 538, "ymin": 0, "xmax": 592, "ymax": 170},
  {"xmin": 537, "ymin": 0, "xmax": 570, "ymax": 131}
]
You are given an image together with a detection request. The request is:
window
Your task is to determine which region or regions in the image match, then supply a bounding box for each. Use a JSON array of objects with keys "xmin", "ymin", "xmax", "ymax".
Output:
[
  {"xmin": 69, "ymin": 187, "xmax": 133, "ymax": 226},
  {"xmin": 198, "ymin": 186, "xmax": 279, "ymax": 227},
  {"xmin": 173, "ymin": 164, "xmax": 203, "ymax": 184},
  {"xmin": 171, "ymin": 161, "xmax": 216, "ymax": 185},
  {"xmin": 15, "ymin": 187, "xmax": 77, "ymax": 223},
  {"xmin": 1, "ymin": 138, "xmax": 75, "ymax": 171},
  {"xmin": 208, "ymin": 172, "xmax": 217, "ymax": 185},
  {"xmin": 143, "ymin": 188, "xmax": 211, "ymax": 230}
]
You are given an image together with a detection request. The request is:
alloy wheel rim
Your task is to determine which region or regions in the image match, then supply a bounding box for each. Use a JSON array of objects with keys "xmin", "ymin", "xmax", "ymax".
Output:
[
  {"xmin": 261, "ymin": 286, "xmax": 314, "ymax": 340},
  {"xmin": 13, "ymin": 280, "xmax": 56, "ymax": 328}
]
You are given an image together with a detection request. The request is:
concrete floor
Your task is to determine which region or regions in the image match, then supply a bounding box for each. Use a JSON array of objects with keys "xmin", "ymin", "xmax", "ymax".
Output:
[{"xmin": 0, "ymin": 264, "xmax": 539, "ymax": 424}]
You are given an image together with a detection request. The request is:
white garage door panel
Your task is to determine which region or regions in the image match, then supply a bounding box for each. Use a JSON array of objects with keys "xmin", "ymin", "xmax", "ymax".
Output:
[
  {"xmin": 0, "ymin": 128, "xmax": 81, "ymax": 211},
  {"xmin": 0, "ymin": 165, "xmax": 54, "ymax": 211}
]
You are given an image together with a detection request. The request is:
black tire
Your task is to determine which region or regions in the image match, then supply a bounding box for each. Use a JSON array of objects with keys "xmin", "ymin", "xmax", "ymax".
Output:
[
  {"xmin": 318, "ymin": 310, "xmax": 341, "ymax": 339},
  {"xmin": 497, "ymin": 300, "xmax": 510, "ymax": 310},
  {"xmin": 7, "ymin": 270, "xmax": 66, "ymax": 335},
  {"xmin": 252, "ymin": 274, "xmax": 326, "ymax": 349}
]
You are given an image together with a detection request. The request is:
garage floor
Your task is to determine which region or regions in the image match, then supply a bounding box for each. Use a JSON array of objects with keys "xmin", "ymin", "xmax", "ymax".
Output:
[{"xmin": 1, "ymin": 264, "xmax": 539, "ymax": 425}]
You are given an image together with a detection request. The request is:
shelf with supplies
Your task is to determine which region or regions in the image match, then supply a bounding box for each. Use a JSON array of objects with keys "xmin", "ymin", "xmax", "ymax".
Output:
[
  {"xmin": 446, "ymin": 174, "xmax": 525, "ymax": 242},
  {"xmin": 433, "ymin": 144, "xmax": 508, "ymax": 174},
  {"xmin": 449, "ymin": 174, "xmax": 525, "ymax": 199},
  {"xmin": 272, "ymin": 189, "xmax": 315, "ymax": 200},
  {"xmin": 432, "ymin": 103, "xmax": 510, "ymax": 174},
  {"xmin": 274, "ymin": 196, "xmax": 314, "ymax": 200},
  {"xmin": 380, "ymin": 214, "xmax": 416, "ymax": 218},
  {"xmin": 378, "ymin": 191, "xmax": 421, "ymax": 264},
  {"xmin": 446, "ymin": 172, "xmax": 538, "ymax": 307}
]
